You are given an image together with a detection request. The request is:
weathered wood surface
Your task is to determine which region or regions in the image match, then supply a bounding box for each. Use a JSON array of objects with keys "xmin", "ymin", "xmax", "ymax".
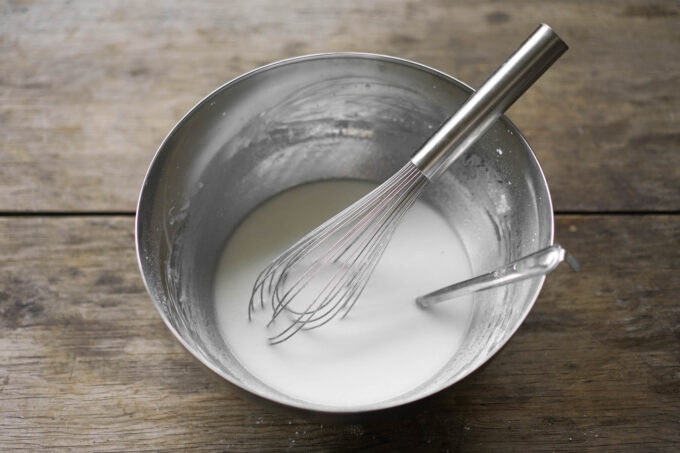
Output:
[
  {"xmin": 1, "ymin": 0, "xmax": 679, "ymax": 451},
  {"xmin": 1, "ymin": 215, "xmax": 678, "ymax": 451},
  {"xmin": 1, "ymin": 0, "xmax": 679, "ymax": 211}
]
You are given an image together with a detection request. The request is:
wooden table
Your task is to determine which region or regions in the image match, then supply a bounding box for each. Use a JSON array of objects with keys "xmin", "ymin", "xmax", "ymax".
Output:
[{"xmin": 1, "ymin": 1, "xmax": 678, "ymax": 451}]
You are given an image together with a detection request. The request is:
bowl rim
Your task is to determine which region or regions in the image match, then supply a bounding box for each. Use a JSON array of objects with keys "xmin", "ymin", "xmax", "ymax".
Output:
[{"xmin": 135, "ymin": 52, "xmax": 554, "ymax": 414}]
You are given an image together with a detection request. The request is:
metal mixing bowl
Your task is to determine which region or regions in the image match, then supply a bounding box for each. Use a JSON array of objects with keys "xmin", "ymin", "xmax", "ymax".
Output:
[{"xmin": 135, "ymin": 53, "xmax": 553, "ymax": 413}]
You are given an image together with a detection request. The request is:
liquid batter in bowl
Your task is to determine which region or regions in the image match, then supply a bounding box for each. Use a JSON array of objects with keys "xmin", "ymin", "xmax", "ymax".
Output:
[{"xmin": 214, "ymin": 179, "xmax": 474, "ymax": 408}]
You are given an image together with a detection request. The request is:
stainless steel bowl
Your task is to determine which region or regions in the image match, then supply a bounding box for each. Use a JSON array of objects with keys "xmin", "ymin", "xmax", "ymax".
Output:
[{"xmin": 135, "ymin": 53, "xmax": 553, "ymax": 413}]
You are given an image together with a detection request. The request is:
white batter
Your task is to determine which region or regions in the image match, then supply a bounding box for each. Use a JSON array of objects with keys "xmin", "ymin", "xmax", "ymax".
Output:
[{"xmin": 214, "ymin": 180, "xmax": 473, "ymax": 408}]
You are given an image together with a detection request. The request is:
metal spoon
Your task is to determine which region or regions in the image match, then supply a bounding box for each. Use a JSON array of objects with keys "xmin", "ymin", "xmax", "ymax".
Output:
[{"xmin": 416, "ymin": 244, "xmax": 579, "ymax": 308}]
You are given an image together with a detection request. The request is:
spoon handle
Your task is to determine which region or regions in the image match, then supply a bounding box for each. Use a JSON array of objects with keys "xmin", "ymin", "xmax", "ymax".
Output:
[{"xmin": 416, "ymin": 244, "xmax": 579, "ymax": 308}]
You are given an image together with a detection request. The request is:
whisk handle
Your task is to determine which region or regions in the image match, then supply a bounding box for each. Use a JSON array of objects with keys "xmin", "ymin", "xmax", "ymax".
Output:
[{"xmin": 411, "ymin": 24, "xmax": 568, "ymax": 179}]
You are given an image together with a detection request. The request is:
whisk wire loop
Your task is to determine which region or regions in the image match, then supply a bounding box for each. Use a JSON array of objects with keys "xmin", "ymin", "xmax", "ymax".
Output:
[{"xmin": 248, "ymin": 162, "xmax": 428, "ymax": 344}]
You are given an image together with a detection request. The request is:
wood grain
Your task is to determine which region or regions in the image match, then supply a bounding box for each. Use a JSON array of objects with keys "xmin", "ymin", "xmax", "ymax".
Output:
[
  {"xmin": 1, "ymin": 215, "xmax": 678, "ymax": 451},
  {"xmin": 1, "ymin": 0, "xmax": 679, "ymax": 211},
  {"xmin": 1, "ymin": 1, "xmax": 678, "ymax": 451}
]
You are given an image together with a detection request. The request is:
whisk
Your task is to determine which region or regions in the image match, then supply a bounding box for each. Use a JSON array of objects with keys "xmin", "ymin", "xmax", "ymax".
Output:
[{"xmin": 249, "ymin": 24, "xmax": 568, "ymax": 344}]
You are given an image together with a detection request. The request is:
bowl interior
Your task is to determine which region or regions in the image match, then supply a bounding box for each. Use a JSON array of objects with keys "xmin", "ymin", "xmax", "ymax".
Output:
[{"xmin": 136, "ymin": 54, "xmax": 553, "ymax": 412}]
